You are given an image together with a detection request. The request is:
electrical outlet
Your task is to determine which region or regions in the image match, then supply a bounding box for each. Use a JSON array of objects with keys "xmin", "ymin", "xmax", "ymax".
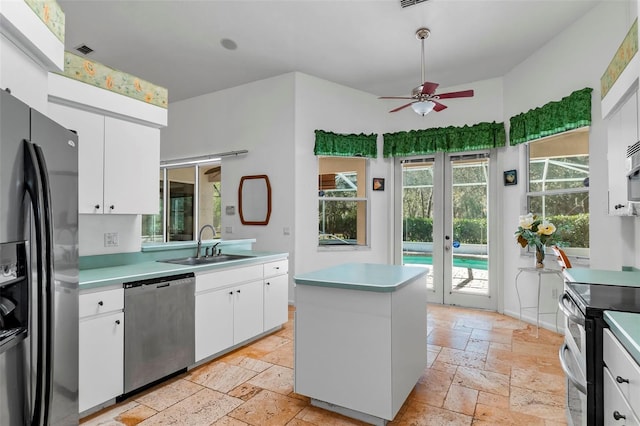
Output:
[
  {"xmin": 551, "ymin": 288, "xmax": 558, "ymax": 299},
  {"xmin": 225, "ymin": 226, "xmax": 233, "ymax": 234},
  {"xmin": 104, "ymin": 232, "xmax": 119, "ymax": 247}
]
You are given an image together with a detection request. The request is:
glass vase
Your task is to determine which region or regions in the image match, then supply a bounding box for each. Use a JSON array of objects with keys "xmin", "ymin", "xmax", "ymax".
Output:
[{"xmin": 535, "ymin": 244, "xmax": 545, "ymax": 269}]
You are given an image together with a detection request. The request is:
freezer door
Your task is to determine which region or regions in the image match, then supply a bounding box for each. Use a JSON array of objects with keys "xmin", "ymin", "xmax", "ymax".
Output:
[
  {"xmin": 0, "ymin": 89, "xmax": 29, "ymax": 243},
  {"xmin": 30, "ymin": 108, "xmax": 79, "ymax": 426}
]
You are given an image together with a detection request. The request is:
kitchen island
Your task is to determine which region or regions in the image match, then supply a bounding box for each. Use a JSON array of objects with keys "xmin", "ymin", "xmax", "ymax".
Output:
[{"xmin": 294, "ymin": 263, "xmax": 428, "ymax": 426}]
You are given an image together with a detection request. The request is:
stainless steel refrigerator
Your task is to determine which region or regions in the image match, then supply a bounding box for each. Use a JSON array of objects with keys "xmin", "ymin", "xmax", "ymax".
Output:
[{"xmin": 0, "ymin": 88, "xmax": 79, "ymax": 425}]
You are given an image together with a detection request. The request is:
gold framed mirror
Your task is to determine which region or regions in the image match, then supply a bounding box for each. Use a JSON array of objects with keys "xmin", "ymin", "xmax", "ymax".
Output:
[{"xmin": 238, "ymin": 175, "xmax": 272, "ymax": 225}]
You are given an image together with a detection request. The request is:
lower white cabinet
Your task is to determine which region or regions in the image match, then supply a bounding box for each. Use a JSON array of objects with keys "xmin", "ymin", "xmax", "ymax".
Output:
[
  {"xmin": 195, "ymin": 279, "xmax": 264, "ymax": 361},
  {"xmin": 603, "ymin": 328, "xmax": 640, "ymax": 424},
  {"xmin": 264, "ymin": 274, "xmax": 289, "ymax": 331},
  {"xmin": 195, "ymin": 258, "xmax": 288, "ymax": 362},
  {"xmin": 78, "ymin": 288, "xmax": 124, "ymax": 413}
]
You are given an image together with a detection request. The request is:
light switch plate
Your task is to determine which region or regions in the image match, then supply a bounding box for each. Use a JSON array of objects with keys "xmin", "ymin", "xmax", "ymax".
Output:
[{"xmin": 225, "ymin": 205, "xmax": 235, "ymax": 215}]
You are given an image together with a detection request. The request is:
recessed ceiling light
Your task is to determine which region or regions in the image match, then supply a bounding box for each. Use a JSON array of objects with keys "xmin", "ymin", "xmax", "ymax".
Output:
[{"xmin": 221, "ymin": 38, "xmax": 237, "ymax": 50}]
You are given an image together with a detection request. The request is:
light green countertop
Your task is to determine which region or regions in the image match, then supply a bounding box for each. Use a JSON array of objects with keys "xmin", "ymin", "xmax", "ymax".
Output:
[
  {"xmin": 80, "ymin": 250, "xmax": 288, "ymax": 290},
  {"xmin": 604, "ymin": 311, "xmax": 640, "ymax": 365},
  {"xmin": 294, "ymin": 263, "xmax": 428, "ymax": 293},
  {"xmin": 563, "ymin": 267, "xmax": 640, "ymax": 287}
]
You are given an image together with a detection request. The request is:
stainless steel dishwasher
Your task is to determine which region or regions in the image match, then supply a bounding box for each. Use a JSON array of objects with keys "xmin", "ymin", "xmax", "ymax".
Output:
[{"xmin": 123, "ymin": 273, "xmax": 195, "ymax": 394}]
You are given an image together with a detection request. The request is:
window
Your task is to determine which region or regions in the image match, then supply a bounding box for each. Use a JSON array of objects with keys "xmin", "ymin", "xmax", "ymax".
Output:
[
  {"xmin": 527, "ymin": 128, "xmax": 589, "ymax": 255},
  {"xmin": 142, "ymin": 162, "xmax": 222, "ymax": 243},
  {"xmin": 318, "ymin": 157, "xmax": 368, "ymax": 246}
]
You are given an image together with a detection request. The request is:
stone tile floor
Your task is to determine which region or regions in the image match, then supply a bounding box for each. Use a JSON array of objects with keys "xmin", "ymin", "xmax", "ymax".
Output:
[{"xmin": 81, "ymin": 304, "xmax": 566, "ymax": 425}]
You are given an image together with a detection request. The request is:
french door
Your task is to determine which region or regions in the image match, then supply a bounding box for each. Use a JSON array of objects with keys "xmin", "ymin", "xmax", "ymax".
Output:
[{"xmin": 395, "ymin": 152, "xmax": 496, "ymax": 309}]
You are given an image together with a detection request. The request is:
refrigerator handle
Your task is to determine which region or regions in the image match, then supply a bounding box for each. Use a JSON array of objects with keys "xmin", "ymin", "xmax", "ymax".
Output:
[{"xmin": 23, "ymin": 140, "xmax": 54, "ymax": 426}]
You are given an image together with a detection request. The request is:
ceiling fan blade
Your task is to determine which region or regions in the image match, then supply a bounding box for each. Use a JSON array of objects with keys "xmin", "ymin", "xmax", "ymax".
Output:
[
  {"xmin": 421, "ymin": 81, "xmax": 439, "ymax": 95},
  {"xmin": 389, "ymin": 102, "xmax": 415, "ymax": 113},
  {"xmin": 436, "ymin": 89, "xmax": 474, "ymax": 100},
  {"xmin": 379, "ymin": 96, "xmax": 415, "ymax": 100},
  {"xmin": 433, "ymin": 101, "xmax": 448, "ymax": 112}
]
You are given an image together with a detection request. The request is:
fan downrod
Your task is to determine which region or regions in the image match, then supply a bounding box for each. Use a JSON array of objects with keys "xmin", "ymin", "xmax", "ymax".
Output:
[{"xmin": 415, "ymin": 27, "xmax": 430, "ymax": 40}]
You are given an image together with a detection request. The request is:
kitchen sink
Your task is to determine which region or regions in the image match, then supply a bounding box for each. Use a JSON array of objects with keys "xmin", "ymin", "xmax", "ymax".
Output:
[{"xmin": 159, "ymin": 254, "xmax": 255, "ymax": 266}]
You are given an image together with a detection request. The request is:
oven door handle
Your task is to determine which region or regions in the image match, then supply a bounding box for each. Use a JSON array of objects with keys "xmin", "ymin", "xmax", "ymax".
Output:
[
  {"xmin": 559, "ymin": 343, "xmax": 587, "ymax": 395},
  {"xmin": 558, "ymin": 293, "xmax": 585, "ymax": 326}
]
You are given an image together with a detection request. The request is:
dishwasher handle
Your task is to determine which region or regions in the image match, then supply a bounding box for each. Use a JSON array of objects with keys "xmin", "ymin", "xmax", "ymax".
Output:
[{"xmin": 123, "ymin": 272, "xmax": 195, "ymax": 289}]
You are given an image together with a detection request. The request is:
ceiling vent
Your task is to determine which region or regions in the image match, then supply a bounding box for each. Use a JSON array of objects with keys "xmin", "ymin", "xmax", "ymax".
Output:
[
  {"xmin": 74, "ymin": 44, "xmax": 94, "ymax": 55},
  {"xmin": 400, "ymin": 0, "xmax": 428, "ymax": 8}
]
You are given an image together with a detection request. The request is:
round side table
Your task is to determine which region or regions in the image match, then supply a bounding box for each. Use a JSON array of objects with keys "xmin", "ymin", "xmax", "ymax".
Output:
[{"xmin": 515, "ymin": 267, "xmax": 564, "ymax": 337}]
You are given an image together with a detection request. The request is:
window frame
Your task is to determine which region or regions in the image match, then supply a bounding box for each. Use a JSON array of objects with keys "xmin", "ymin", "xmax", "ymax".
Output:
[
  {"xmin": 318, "ymin": 156, "xmax": 370, "ymax": 250},
  {"xmin": 524, "ymin": 129, "xmax": 590, "ymax": 259}
]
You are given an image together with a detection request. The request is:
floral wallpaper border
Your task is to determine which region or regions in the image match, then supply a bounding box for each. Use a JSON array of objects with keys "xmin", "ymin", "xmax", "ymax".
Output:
[
  {"xmin": 59, "ymin": 52, "xmax": 168, "ymax": 109},
  {"xmin": 601, "ymin": 19, "xmax": 638, "ymax": 99},
  {"xmin": 24, "ymin": 0, "xmax": 65, "ymax": 42}
]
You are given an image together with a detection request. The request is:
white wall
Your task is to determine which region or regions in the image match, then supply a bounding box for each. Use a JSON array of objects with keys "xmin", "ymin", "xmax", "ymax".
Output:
[
  {"xmin": 293, "ymin": 73, "xmax": 389, "ymax": 279},
  {"xmin": 500, "ymin": 0, "xmax": 632, "ymax": 320},
  {"xmin": 163, "ymin": 73, "xmax": 296, "ymax": 296},
  {"xmin": 79, "ymin": 215, "xmax": 141, "ymax": 256}
]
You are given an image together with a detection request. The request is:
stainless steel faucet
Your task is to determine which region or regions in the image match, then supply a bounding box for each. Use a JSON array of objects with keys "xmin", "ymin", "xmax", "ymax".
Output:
[{"xmin": 196, "ymin": 224, "xmax": 216, "ymax": 258}]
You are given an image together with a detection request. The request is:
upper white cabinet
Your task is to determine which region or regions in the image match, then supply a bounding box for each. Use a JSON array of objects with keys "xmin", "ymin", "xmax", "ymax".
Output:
[
  {"xmin": 606, "ymin": 89, "xmax": 638, "ymax": 215},
  {"xmin": 48, "ymin": 101, "xmax": 160, "ymax": 214},
  {"xmin": 103, "ymin": 117, "xmax": 159, "ymax": 214},
  {"xmin": 0, "ymin": 1, "xmax": 64, "ymax": 110}
]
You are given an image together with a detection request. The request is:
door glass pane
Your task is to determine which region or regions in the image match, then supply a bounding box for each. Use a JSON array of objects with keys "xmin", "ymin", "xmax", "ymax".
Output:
[
  {"xmin": 451, "ymin": 158, "xmax": 488, "ymax": 295},
  {"xmin": 168, "ymin": 167, "xmax": 195, "ymax": 241},
  {"xmin": 401, "ymin": 161, "xmax": 435, "ymax": 290}
]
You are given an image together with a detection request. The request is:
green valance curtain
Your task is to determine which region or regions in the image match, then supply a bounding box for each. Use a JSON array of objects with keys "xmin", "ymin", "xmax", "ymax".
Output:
[
  {"xmin": 509, "ymin": 87, "xmax": 593, "ymax": 146},
  {"xmin": 383, "ymin": 121, "xmax": 506, "ymax": 158},
  {"xmin": 314, "ymin": 130, "xmax": 378, "ymax": 158}
]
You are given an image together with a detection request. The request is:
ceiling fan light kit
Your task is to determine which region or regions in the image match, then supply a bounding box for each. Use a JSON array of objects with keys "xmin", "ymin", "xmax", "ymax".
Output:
[
  {"xmin": 411, "ymin": 100, "xmax": 435, "ymax": 116},
  {"xmin": 380, "ymin": 27, "xmax": 474, "ymax": 116}
]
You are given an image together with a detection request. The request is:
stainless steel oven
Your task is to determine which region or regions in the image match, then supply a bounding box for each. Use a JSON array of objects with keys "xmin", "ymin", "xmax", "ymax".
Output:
[
  {"xmin": 559, "ymin": 292, "xmax": 588, "ymax": 426},
  {"xmin": 559, "ymin": 279, "xmax": 640, "ymax": 426}
]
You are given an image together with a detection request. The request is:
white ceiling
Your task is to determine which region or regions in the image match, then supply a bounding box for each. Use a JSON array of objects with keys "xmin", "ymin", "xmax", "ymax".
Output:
[{"xmin": 58, "ymin": 0, "xmax": 601, "ymax": 104}]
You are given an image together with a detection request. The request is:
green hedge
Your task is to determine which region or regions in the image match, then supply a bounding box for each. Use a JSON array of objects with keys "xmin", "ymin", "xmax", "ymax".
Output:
[{"xmin": 403, "ymin": 213, "xmax": 589, "ymax": 247}]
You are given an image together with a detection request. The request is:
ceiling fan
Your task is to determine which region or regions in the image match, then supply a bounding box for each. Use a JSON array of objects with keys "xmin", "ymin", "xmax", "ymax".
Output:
[{"xmin": 380, "ymin": 28, "xmax": 474, "ymax": 116}]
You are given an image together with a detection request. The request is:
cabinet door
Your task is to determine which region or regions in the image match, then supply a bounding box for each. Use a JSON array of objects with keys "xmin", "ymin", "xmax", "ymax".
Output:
[
  {"xmin": 79, "ymin": 312, "xmax": 124, "ymax": 412},
  {"xmin": 103, "ymin": 117, "xmax": 159, "ymax": 214},
  {"xmin": 233, "ymin": 280, "xmax": 264, "ymax": 345},
  {"xmin": 608, "ymin": 92, "xmax": 638, "ymax": 215},
  {"xmin": 264, "ymin": 274, "xmax": 289, "ymax": 331},
  {"xmin": 195, "ymin": 288, "xmax": 234, "ymax": 362},
  {"xmin": 47, "ymin": 102, "xmax": 105, "ymax": 214}
]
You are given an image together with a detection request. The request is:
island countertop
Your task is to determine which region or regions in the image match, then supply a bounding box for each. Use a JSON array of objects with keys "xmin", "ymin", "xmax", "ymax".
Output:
[{"xmin": 294, "ymin": 263, "xmax": 428, "ymax": 292}]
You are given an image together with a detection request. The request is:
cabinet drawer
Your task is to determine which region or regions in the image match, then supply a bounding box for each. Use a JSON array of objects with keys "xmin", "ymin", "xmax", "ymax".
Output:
[
  {"xmin": 264, "ymin": 259, "xmax": 288, "ymax": 277},
  {"xmin": 79, "ymin": 288, "xmax": 124, "ymax": 318},
  {"xmin": 604, "ymin": 328, "xmax": 640, "ymax": 417},
  {"xmin": 604, "ymin": 366, "xmax": 640, "ymax": 425},
  {"xmin": 196, "ymin": 264, "xmax": 263, "ymax": 293}
]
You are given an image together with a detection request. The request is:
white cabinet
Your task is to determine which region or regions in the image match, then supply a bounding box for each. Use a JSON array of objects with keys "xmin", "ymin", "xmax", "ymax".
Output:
[
  {"xmin": 607, "ymin": 90, "xmax": 638, "ymax": 215},
  {"xmin": 195, "ymin": 264, "xmax": 264, "ymax": 362},
  {"xmin": 232, "ymin": 280, "xmax": 264, "ymax": 344},
  {"xmin": 103, "ymin": 117, "xmax": 159, "ymax": 214},
  {"xmin": 603, "ymin": 328, "xmax": 640, "ymax": 424},
  {"xmin": 78, "ymin": 288, "xmax": 124, "ymax": 413},
  {"xmin": 0, "ymin": 1, "xmax": 64, "ymax": 111},
  {"xmin": 47, "ymin": 102, "xmax": 160, "ymax": 214},
  {"xmin": 263, "ymin": 260, "xmax": 289, "ymax": 331},
  {"xmin": 194, "ymin": 258, "xmax": 288, "ymax": 363}
]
